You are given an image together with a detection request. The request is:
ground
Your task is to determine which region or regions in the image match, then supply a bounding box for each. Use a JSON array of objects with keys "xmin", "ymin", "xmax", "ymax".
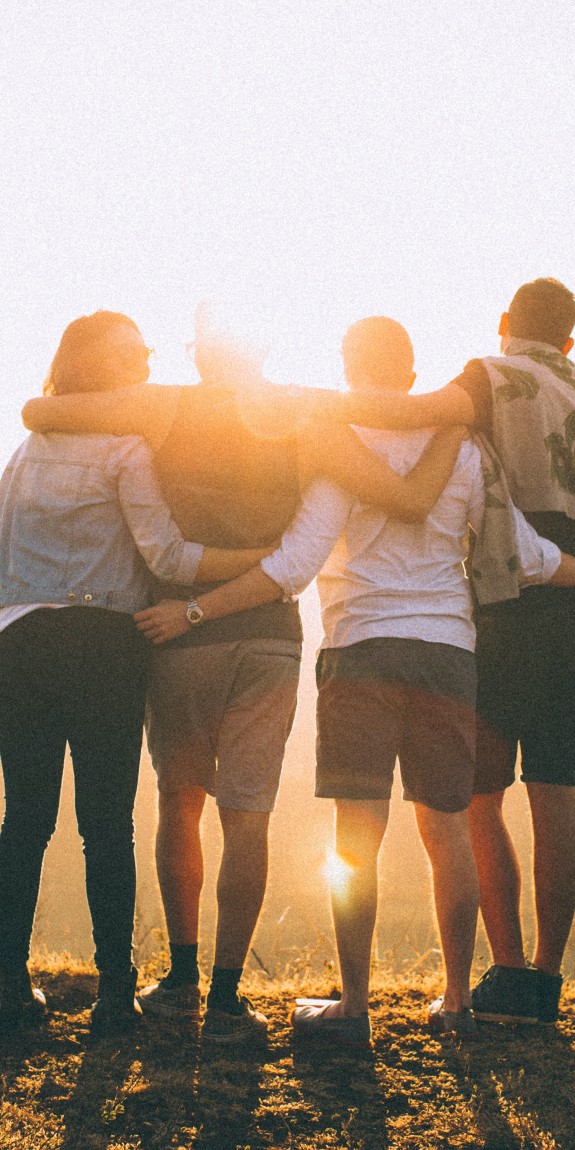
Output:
[{"xmin": 1, "ymin": 963, "xmax": 575, "ymax": 1150}]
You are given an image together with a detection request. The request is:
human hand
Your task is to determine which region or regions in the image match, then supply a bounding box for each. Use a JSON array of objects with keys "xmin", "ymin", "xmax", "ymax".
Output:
[{"xmin": 134, "ymin": 599, "xmax": 189, "ymax": 644}]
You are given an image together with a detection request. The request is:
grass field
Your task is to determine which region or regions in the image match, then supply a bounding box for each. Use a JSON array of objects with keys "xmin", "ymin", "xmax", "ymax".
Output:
[{"xmin": 1, "ymin": 961, "xmax": 575, "ymax": 1150}]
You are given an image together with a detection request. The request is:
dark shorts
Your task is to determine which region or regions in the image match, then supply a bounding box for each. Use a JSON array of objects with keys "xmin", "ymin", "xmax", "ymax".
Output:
[
  {"xmin": 475, "ymin": 591, "xmax": 575, "ymax": 792},
  {"xmin": 316, "ymin": 637, "xmax": 477, "ymax": 813}
]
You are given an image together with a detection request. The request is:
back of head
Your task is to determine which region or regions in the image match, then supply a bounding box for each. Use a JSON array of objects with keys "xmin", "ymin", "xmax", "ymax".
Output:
[
  {"xmin": 342, "ymin": 316, "xmax": 414, "ymax": 390},
  {"xmin": 508, "ymin": 278, "xmax": 575, "ymax": 350},
  {"xmin": 44, "ymin": 310, "xmax": 142, "ymax": 396}
]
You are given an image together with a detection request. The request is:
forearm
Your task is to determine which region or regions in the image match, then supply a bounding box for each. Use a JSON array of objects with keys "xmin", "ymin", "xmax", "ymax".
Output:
[
  {"xmin": 549, "ymin": 552, "xmax": 575, "ymax": 585},
  {"xmin": 302, "ymin": 381, "xmax": 475, "ymax": 430},
  {"xmin": 398, "ymin": 426, "xmax": 467, "ymax": 519},
  {"xmin": 301, "ymin": 424, "xmax": 465, "ymax": 521},
  {"xmin": 197, "ymin": 545, "xmax": 274, "ymax": 581},
  {"xmin": 22, "ymin": 383, "xmax": 180, "ymax": 451},
  {"xmin": 196, "ymin": 567, "xmax": 283, "ymax": 618},
  {"xmin": 134, "ymin": 567, "xmax": 284, "ymax": 644}
]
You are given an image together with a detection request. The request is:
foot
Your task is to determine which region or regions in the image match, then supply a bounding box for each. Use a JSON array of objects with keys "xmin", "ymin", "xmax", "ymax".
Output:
[
  {"xmin": 528, "ymin": 965, "xmax": 563, "ymax": 1024},
  {"xmin": 471, "ymin": 965, "xmax": 541, "ymax": 1024},
  {"xmin": 138, "ymin": 975, "xmax": 202, "ymax": 1020},
  {"xmin": 0, "ymin": 968, "xmax": 47, "ymax": 1035},
  {"xmin": 428, "ymin": 997, "xmax": 477, "ymax": 1037},
  {"xmin": 202, "ymin": 995, "xmax": 268, "ymax": 1046},
  {"xmin": 291, "ymin": 1001, "xmax": 372, "ymax": 1048},
  {"xmin": 90, "ymin": 966, "xmax": 143, "ymax": 1040}
]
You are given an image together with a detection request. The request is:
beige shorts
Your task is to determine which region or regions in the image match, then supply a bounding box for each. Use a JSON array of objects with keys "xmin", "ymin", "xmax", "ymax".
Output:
[{"xmin": 145, "ymin": 638, "xmax": 301, "ymax": 811}]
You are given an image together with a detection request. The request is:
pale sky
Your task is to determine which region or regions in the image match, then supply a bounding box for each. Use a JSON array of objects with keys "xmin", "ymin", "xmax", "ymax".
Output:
[{"xmin": 1, "ymin": 0, "xmax": 574, "ymax": 466}]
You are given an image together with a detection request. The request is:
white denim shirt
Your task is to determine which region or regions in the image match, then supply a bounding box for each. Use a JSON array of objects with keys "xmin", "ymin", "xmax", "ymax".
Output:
[
  {"xmin": 261, "ymin": 431, "xmax": 561, "ymax": 653},
  {"xmin": 0, "ymin": 432, "xmax": 204, "ymax": 616}
]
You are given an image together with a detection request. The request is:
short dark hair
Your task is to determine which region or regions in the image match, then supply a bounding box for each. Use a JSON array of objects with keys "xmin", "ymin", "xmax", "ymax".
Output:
[
  {"xmin": 341, "ymin": 317, "xmax": 414, "ymax": 389},
  {"xmin": 508, "ymin": 279, "xmax": 575, "ymax": 350},
  {"xmin": 44, "ymin": 310, "xmax": 141, "ymax": 396}
]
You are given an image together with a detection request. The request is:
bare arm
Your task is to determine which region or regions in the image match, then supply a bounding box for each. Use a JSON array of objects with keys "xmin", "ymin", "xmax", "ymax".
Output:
[
  {"xmin": 22, "ymin": 383, "xmax": 181, "ymax": 453},
  {"xmin": 297, "ymin": 423, "xmax": 467, "ymax": 522},
  {"xmin": 547, "ymin": 553, "xmax": 575, "ymax": 585},
  {"xmin": 135, "ymin": 479, "xmax": 350, "ymax": 644},
  {"xmin": 196, "ymin": 545, "xmax": 275, "ymax": 581},
  {"xmin": 134, "ymin": 568, "xmax": 283, "ymax": 645},
  {"xmin": 302, "ymin": 380, "xmax": 475, "ymax": 430}
]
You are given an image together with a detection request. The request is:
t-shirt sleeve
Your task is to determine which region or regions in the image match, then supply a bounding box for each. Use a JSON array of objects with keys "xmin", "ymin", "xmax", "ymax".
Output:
[{"xmin": 452, "ymin": 359, "xmax": 492, "ymax": 435}]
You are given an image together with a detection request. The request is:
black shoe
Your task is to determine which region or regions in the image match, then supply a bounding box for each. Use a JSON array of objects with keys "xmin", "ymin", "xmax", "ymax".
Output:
[
  {"xmin": 472, "ymin": 965, "xmax": 541, "ymax": 1024},
  {"xmin": 0, "ymin": 968, "xmax": 47, "ymax": 1035},
  {"xmin": 528, "ymin": 965, "xmax": 563, "ymax": 1024},
  {"xmin": 90, "ymin": 966, "xmax": 143, "ymax": 1040}
]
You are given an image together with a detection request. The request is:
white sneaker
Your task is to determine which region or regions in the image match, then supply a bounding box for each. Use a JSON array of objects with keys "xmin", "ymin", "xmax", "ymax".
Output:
[{"xmin": 138, "ymin": 977, "xmax": 202, "ymax": 1020}]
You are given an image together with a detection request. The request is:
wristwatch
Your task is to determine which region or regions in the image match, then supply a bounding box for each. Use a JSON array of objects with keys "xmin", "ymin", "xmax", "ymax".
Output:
[{"xmin": 185, "ymin": 599, "xmax": 204, "ymax": 626}]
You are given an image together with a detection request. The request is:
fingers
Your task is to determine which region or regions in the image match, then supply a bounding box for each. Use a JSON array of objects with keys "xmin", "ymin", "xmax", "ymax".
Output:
[{"xmin": 133, "ymin": 601, "xmax": 188, "ymax": 645}]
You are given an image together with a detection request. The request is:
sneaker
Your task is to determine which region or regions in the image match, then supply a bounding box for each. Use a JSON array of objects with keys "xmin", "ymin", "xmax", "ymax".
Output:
[
  {"xmin": 528, "ymin": 965, "xmax": 563, "ymax": 1024},
  {"xmin": 138, "ymin": 976, "xmax": 202, "ymax": 1020},
  {"xmin": 90, "ymin": 966, "xmax": 143, "ymax": 1040},
  {"xmin": 0, "ymin": 968, "xmax": 46, "ymax": 1035},
  {"xmin": 291, "ymin": 1001, "xmax": 372, "ymax": 1048},
  {"xmin": 428, "ymin": 997, "xmax": 477, "ymax": 1037},
  {"xmin": 471, "ymin": 965, "xmax": 540, "ymax": 1024},
  {"xmin": 19, "ymin": 970, "xmax": 47, "ymax": 1025},
  {"xmin": 202, "ymin": 996, "xmax": 268, "ymax": 1046}
]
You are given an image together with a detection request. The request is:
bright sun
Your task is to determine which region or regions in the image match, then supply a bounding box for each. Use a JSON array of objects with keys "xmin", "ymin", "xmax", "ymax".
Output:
[{"xmin": 323, "ymin": 848, "xmax": 355, "ymax": 899}]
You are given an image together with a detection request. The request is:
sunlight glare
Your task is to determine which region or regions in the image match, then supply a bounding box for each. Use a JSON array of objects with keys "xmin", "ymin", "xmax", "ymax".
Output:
[{"xmin": 323, "ymin": 847, "xmax": 355, "ymax": 899}]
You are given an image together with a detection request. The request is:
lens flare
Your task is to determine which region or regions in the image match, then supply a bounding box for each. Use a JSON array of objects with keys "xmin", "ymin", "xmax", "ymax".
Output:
[{"xmin": 323, "ymin": 848, "xmax": 355, "ymax": 899}]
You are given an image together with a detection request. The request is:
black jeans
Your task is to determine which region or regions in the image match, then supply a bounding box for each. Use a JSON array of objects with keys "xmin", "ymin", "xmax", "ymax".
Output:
[{"xmin": 0, "ymin": 608, "xmax": 149, "ymax": 975}]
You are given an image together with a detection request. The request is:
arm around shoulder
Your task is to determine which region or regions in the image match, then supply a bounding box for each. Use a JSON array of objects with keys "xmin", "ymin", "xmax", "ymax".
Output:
[{"xmin": 22, "ymin": 383, "xmax": 181, "ymax": 451}]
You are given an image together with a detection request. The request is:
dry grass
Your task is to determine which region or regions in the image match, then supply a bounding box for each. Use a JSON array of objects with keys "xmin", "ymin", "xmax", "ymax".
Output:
[{"xmin": 1, "ymin": 962, "xmax": 575, "ymax": 1150}]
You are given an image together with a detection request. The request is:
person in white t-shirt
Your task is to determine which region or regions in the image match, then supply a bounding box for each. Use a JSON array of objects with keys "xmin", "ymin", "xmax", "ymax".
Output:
[{"xmin": 136, "ymin": 317, "xmax": 575, "ymax": 1042}]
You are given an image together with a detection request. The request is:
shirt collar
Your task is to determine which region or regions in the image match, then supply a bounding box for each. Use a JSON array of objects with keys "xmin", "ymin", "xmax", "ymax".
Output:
[{"xmin": 505, "ymin": 337, "xmax": 564, "ymax": 357}]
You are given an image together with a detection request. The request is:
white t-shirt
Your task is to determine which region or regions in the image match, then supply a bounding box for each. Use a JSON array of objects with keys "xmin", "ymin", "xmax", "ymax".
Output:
[{"xmin": 261, "ymin": 430, "xmax": 560, "ymax": 653}]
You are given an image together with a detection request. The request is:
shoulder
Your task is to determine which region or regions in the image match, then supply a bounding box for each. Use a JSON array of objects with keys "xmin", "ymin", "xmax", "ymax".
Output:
[
  {"xmin": 106, "ymin": 434, "xmax": 154, "ymax": 465},
  {"xmin": 451, "ymin": 359, "xmax": 492, "ymax": 433}
]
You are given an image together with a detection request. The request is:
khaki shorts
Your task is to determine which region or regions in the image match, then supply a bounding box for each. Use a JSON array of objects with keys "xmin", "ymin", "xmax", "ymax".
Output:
[{"xmin": 146, "ymin": 639, "xmax": 301, "ymax": 811}]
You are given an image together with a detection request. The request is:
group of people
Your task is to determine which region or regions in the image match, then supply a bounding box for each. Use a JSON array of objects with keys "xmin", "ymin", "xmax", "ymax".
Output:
[{"xmin": 0, "ymin": 276, "xmax": 574, "ymax": 1047}]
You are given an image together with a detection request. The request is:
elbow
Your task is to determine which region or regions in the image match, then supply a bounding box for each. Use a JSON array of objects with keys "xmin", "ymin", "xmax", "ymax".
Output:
[
  {"xmin": 22, "ymin": 400, "xmax": 39, "ymax": 431},
  {"xmin": 397, "ymin": 498, "xmax": 430, "ymax": 524}
]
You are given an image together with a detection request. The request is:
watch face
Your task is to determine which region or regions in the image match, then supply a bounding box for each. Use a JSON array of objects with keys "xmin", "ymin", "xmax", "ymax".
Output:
[{"xmin": 186, "ymin": 601, "xmax": 204, "ymax": 625}]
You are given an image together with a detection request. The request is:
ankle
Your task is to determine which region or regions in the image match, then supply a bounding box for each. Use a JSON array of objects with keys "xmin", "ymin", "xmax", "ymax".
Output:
[
  {"xmin": 531, "ymin": 957, "xmax": 562, "ymax": 978},
  {"xmin": 491, "ymin": 953, "xmax": 527, "ymax": 969},
  {"xmin": 339, "ymin": 991, "xmax": 369, "ymax": 1017},
  {"xmin": 168, "ymin": 942, "xmax": 200, "ymax": 986},
  {"xmin": 207, "ymin": 966, "xmax": 243, "ymax": 1013},
  {"xmin": 443, "ymin": 988, "xmax": 472, "ymax": 1012}
]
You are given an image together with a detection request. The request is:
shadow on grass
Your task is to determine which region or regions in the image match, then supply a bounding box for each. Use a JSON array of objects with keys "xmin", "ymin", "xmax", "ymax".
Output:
[
  {"xmin": 437, "ymin": 1019, "xmax": 575, "ymax": 1150},
  {"xmin": 291, "ymin": 1038, "xmax": 389, "ymax": 1150},
  {"xmin": 55, "ymin": 1016, "xmax": 270, "ymax": 1149}
]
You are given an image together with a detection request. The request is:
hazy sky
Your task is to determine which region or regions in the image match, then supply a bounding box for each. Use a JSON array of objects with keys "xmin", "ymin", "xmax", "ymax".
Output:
[{"xmin": 1, "ymin": 0, "xmax": 573, "ymax": 465}]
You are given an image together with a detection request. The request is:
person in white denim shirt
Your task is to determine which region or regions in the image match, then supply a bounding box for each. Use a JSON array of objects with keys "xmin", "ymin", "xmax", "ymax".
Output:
[{"xmin": 0, "ymin": 310, "xmax": 271, "ymax": 1040}]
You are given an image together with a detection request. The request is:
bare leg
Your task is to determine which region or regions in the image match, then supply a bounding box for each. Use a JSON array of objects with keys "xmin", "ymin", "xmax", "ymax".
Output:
[
  {"xmin": 214, "ymin": 807, "xmax": 270, "ymax": 969},
  {"xmin": 468, "ymin": 791, "xmax": 525, "ymax": 968},
  {"xmin": 528, "ymin": 783, "xmax": 575, "ymax": 976},
  {"xmin": 327, "ymin": 799, "xmax": 389, "ymax": 1018},
  {"xmin": 155, "ymin": 787, "xmax": 207, "ymax": 945},
  {"xmin": 415, "ymin": 804, "xmax": 479, "ymax": 1012}
]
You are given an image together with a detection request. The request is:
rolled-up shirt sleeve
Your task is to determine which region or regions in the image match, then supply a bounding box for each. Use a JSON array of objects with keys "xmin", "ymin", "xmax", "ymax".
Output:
[
  {"xmin": 115, "ymin": 437, "xmax": 205, "ymax": 584},
  {"xmin": 261, "ymin": 480, "xmax": 352, "ymax": 596},
  {"xmin": 510, "ymin": 505, "xmax": 561, "ymax": 583},
  {"xmin": 467, "ymin": 448, "xmax": 561, "ymax": 585}
]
